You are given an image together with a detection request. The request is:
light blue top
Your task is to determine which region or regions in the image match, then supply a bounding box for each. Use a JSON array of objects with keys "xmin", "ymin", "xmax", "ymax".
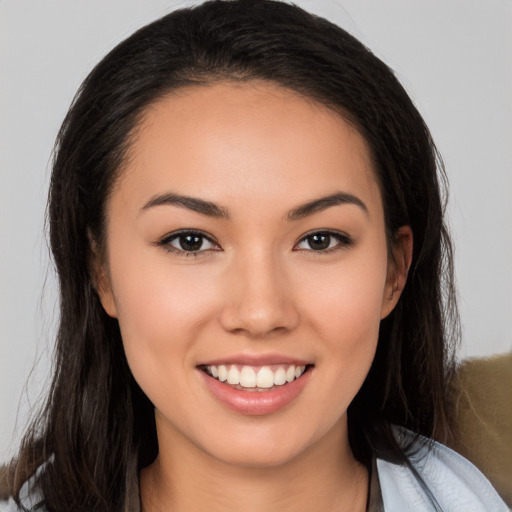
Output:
[
  {"xmin": 376, "ymin": 435, "xmax": 509, "ymax": 511},
  {"xmin": 1, "ymin": 434, "xmax": 508, "ymax": 511}
]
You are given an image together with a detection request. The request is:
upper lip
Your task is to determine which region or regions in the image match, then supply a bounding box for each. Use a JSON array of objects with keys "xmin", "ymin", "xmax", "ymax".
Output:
[{"xmin": 197, "ymin": 353, "xmax": 313, "ymax": 367}]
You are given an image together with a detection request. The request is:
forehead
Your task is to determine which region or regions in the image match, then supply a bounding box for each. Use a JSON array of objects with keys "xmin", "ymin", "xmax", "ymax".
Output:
[{"xmin": 113, "ymin": 81, "xmax": 382, "ymax": 218}]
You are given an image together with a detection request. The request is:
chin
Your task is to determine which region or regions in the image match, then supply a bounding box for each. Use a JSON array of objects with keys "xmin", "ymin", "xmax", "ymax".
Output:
[
  {"xmin": 209, "ymin": 441, "xmax": 308, "ymax": 469},
  {"xmin": 194, "ymin": 420, "xmax": 330, "ymax": 470}
]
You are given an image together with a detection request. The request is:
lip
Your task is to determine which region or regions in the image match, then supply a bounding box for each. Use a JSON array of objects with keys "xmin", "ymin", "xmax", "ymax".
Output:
[{"xmin": 198, "ymin": 364, "xmax": 313, "ymax": 416}]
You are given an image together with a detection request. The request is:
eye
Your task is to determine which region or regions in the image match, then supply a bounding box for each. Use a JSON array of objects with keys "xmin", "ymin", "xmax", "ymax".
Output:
[
  {"xmin": 158, "ymin": 230, "xmax": 219, "ymax": 255},
  {"xmin": 295, "ymin": 230, "xmax": 353, "ymax": 252}
]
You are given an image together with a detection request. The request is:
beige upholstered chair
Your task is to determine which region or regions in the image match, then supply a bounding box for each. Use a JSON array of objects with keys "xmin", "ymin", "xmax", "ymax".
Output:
[{"xmin": 444, "ymin": 351, "xmax": 512, "ymax": 507}]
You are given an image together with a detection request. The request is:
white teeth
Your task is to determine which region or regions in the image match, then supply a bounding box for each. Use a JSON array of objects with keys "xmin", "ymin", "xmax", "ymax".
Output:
[
  {"xmin": 239, "ymin": 366, "xmax": 256, "ymax": 388},
  {"xmin": 256, "ymin": 367, "xmax": 274, "ymax": 388},
  {"xmin": 227, "ymin": 366, "xmax": 240, "ymax": 385},
  {"xmin": 218, "ymin": 365, "xmax": 228, "ymax": 382},
  {"xmin": 274, "ymin": 367, "xmax": 287, "ymax": 386},
  {"xmin": 205, "ymin": 363, "xmax": 308, "ymax": 389}
]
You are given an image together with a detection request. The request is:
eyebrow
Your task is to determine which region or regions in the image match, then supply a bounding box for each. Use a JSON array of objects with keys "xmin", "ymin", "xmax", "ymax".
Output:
[
  {"xmin": 141, "ymin": 193, "xmax": 230, "ymax": 219},
  {"xmin": 141, "ymin": 191, "xmax": 368, "ymax": 221},
  {"xmin": 286, "ymin": 192, "xmax": 368, "ymax": 221}
]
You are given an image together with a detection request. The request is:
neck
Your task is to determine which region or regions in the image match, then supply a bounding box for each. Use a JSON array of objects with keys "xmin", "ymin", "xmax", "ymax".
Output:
[{"xmin": 140, "ymin": 419, "xmax": 368, "ymax": 512}]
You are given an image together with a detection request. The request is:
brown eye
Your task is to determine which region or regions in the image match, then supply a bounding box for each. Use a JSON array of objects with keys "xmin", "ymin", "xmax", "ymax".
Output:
[
  {"xmin": 305, "ymin": 233, "xmax": 331, "ymax": 250},
  {"xmin": 295, "ymin": 231, "xmax": 353, "ymax": 252},
  {"xmin": 159, "ymin": 230, "xmax": 218, "ymax": 254},
  {"xmin": 176, "ymin": 233, "xmax": 206, "ymax": 251}
]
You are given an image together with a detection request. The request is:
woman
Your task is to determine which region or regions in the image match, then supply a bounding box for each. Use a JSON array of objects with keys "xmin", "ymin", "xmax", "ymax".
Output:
[{"xmin": 2, "ymin": 1, "xmax": 507, "ymax": 511}]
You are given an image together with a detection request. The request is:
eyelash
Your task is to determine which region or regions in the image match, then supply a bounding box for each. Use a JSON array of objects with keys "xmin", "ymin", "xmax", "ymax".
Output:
[
  {"xmin": 294, "ymin": 230, "xmax": 354, "ymax": 254},
  {"xmin": 156, "ymin": 229, "xmax": 354, "ymax": 257},
  {"xmin": 156, "ymin": 230, "xmax": 220, "ymax": 257}
]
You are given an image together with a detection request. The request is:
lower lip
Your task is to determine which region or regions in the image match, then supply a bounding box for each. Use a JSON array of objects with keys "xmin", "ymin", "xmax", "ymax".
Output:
[{"xmin": 199, "ymin": 368, "xmax": 312, "ymax": 415}]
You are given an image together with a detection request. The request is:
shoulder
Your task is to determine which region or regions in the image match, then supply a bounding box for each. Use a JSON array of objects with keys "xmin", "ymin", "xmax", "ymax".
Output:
[
  {"xmin": 0, "ymin": 473, "xmax": 45, "ymax": 512},
  {"xmin": 0, "ymin": 495, "xmax": 46, "ymax": 512},
  {"xmin": 376, "ymin": 430, "xmax": 509, "ymax": 511},
  {"xmin": 0, "ymin": 496, "xmax": 46, "ymax": 512},
  {"xmin": 0, "ymin": 498, "xmax": 23, "ymax": 512}
]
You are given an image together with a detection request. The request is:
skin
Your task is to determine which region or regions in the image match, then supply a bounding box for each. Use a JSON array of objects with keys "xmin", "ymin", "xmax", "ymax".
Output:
[{"xmin": 96, "ymin": 81, "xmax": 412, "ymax": 511}]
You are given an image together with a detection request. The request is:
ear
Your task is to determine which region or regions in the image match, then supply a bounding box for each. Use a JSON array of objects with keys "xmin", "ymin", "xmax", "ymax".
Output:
[
  {"xmin": 381, "ymin": 226, "xmax": 413, "ymax": 319},
  {"xmin": 88, "ymin": 233, "xmax": 118, "ymax": 318}
]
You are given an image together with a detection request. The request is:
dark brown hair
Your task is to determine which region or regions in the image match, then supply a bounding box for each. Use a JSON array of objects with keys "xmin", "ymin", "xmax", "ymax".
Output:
[{"xmin": 10, "ymin": 1, "xmax": 458, "ymax": 510}]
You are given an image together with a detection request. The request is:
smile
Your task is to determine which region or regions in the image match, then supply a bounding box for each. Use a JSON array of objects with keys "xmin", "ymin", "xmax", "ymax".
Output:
[
  {"xmin": 202, "ymin": 364, "xmax": 308, "ymax": 391},
  {"xmin": 198, "ymin": 360, "xmax": 314, "ymax": 415}
]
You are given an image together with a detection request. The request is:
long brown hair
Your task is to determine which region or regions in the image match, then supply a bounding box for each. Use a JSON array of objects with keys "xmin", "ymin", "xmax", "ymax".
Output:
[{"xmin": 10, "ymin": 1, "xmax": 458, "ymax": 510}]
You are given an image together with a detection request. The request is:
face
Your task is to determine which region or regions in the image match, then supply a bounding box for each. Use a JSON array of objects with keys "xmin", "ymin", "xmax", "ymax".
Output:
[{"xmin": 96, "ymin": 81, "xmax": 411, "ymax": 468}]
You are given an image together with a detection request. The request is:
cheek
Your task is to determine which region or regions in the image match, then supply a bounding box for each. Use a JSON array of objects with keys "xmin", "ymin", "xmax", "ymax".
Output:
[
  {"xmin": 295, "ymin": 247, "xmax": 388, "ymax": 399},
  {"xmin": 107, "ymin": 248, "xmax": 221, "ymax": 387},
  {"xmin": 300, "ymin": 255, "xmax": 388, "ymax": 344}
]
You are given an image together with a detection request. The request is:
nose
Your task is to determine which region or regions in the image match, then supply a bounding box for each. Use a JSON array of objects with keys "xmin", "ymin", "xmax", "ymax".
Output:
[{"xmin": 219, "ymin": 250, "xmax": 299, "ymax": 338}]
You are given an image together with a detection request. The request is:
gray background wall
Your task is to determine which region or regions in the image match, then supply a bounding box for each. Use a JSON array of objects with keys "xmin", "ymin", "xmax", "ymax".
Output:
[{"xmin": 1, "ymin": 0, "xmax": 511, "ymax": 460}]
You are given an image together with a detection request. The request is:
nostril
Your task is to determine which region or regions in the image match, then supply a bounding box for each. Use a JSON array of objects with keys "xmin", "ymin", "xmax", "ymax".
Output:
[{"xmin": 219, "ymin": 303, "xmax": 300, "ymax": 338}]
